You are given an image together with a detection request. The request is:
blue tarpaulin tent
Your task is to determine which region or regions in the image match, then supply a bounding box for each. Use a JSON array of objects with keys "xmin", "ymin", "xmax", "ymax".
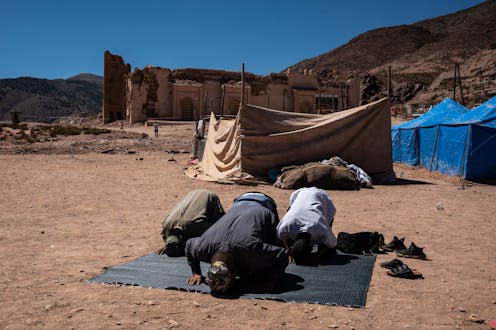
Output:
[
  {"xmin": 393, "ymin": 96, "xmax": 496, "ymax": 180},
  {"xmin": 421, "ymin": 96, "xmax": 496, "ymax": 180},
  {"xmin": 392, "ymin": 98, "xmax": 469, "ymax": 165}
]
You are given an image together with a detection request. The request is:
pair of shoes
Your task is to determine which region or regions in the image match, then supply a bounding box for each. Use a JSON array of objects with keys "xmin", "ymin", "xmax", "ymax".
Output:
[
  {"xmin": 380, "ymin": 236, "xmax": 406, "ymax": 252},
  {"xmin": 386, "ymin": 264, "xmax": 423, "ymax": 279},
  {"xmin": 396, "ymin": 242, "xmax": 427, "ymax": 260},
  {"xmin": 380, "ymin": 258, "xmax": 403, "ymax": 269}
]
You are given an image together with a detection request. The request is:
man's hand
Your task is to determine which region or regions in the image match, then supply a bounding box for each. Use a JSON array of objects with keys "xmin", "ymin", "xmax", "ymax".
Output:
[{"xmin": 187, "ymin": 274, "xmax": 202, "ymax": 286}]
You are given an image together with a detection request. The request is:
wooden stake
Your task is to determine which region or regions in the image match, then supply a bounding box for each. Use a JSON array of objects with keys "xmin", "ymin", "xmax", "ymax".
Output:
[
  {"xmin": 387, "ymin": 65, "xmax": 391, "ymax": 97},
  {"xmin": 221, "ymin": 85, "xmax": 225, "ymax": 117},
  {"xmin": 453, "ymin": 65, "xmax": 457, "ymax": 100},
  {"xmin": 457, "ymin": 65, "xmax": 465, "ymax": 105},
  {"xmin": 240, "ymin": 63, "xmax": 245, "ymax": 109}
]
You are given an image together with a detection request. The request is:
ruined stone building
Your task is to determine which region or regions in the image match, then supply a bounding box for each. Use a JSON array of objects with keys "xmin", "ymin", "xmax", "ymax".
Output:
[{"xmin": 103, "ymin": 51, "xmax": 360, "ymax": 124}]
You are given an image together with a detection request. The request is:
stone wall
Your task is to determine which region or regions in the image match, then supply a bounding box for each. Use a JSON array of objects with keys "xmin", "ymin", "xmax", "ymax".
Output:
[
  {"xmin": 126, "ymin": 67, "xmax": 172, "ymax": 122},
  {"xmin": 103, "ymin": 51, "xmax": 130, "ymax": 123},
  {"xmin": 104, "ymin": 51, "xmax": 361, "ymax": 123}
]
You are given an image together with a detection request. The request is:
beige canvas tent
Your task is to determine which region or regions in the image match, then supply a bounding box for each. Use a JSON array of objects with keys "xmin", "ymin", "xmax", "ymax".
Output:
[{"xmin": 194, "ymin": 98, "xmax": 395, "ymax": 184}]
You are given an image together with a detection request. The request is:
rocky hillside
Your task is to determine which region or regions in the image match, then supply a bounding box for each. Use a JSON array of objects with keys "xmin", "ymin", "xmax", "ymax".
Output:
[
  {"xmin": 288, "ymin": 0, "xmax": 496, "ymax": 107},
  {"xmin": 0, "ymin": 74, "xmax": 103, "ymax": 123}
]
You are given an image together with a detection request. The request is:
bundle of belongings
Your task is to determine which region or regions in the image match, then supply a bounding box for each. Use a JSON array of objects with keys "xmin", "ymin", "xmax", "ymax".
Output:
[
  {"xmin": 273, "ymin": 156, "xmax": 373, "ymax": 190},
  {"xmin": 336, "ymin": 231, "xmax": 385, "ymax": 255}
]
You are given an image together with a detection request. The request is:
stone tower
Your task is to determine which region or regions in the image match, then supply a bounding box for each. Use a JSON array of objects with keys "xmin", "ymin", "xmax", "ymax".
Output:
[{"xmin": 103, "ymin": 51, "xmax": 130, "ymax": 123}]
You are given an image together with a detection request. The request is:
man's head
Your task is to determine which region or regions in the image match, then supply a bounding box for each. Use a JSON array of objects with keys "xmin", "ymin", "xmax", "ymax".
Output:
[
  {"xmin": 206, "ymin": 251, "xmax": 235, "ymax": 293},
  {"xmin": 164, "ymin": 234, "xmax": 185, "ymax": 257},
  {"xmin": 290, "ymin": 232, "xmax": 313, "ymax": 265}
]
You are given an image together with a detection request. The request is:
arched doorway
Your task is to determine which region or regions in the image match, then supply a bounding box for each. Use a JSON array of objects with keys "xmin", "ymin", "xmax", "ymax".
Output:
[
  {"xmin": 181, "ymin": 97, "xmax": 194, "ymax": 121},
  {"xmin": 300, "ymin": 100, "xmax": 313, "ymax": 113}
]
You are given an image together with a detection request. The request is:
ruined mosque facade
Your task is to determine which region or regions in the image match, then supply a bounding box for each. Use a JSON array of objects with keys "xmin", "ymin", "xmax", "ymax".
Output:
[{"xmin": 103, "ymin": 51, "xmax": 361, "ymax": 124}]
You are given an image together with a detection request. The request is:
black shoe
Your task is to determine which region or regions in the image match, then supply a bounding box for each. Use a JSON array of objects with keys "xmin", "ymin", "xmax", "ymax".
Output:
[
  {"xmin": 396, "ymin": 242, "xmax": 427, "ymax": 260},
  {"xmin": 381, "ymin": 236, "xmax": 406, "ymax": 252},
  {"xmin": 380, "ymin": 258, "xmax": 404, "ymax": 269}
]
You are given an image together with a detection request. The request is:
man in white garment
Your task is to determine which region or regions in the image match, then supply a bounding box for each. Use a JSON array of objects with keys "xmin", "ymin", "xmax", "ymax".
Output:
[{"xmin": 277, "ymin": 187, "xmax": 337, "ymax": 264}]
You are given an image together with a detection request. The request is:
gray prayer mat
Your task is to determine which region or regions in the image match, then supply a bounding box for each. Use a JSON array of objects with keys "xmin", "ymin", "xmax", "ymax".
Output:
[{"xmin": 88, "ymin": 251, "xmax": 376, "ymax": 307}]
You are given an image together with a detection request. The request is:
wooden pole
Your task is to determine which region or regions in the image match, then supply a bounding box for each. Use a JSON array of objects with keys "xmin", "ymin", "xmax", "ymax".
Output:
[
  {"xmin": 387, "ymin": 65, "xmax": 391, "ymax": 97},
  {"xmin": 203, "ymin": 92, "xmax": 208, "ymax": 119},
  {"xmin": 453, "ymin": 65, "xmax": 457, "ymax": 101},
  {"xmin": 220, "ymin": 85, "xmax": 225, "ymax": 117},
  {"xmin": 346, "ymin": 84, "xmax": 350, "ymax": 110},
  {"xmin": 317, "ymin": 92, "xmax": 321, "ymax": 113},
  {"xmin": 282, "ymin": 89, "xmax": 286, "ymax": 112},
  {"xmin": 457, "ymin": 65, "xmax": 465, "ymax": 105},
  {"xmin": 240, "ymin": 63, "xmax": 245, "ymax": 109}
]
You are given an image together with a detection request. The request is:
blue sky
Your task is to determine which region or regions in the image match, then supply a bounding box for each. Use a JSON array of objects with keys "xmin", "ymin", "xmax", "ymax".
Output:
[{"xmin": 0, "ymin": 0, "xmax": 486, "ymax": 79}]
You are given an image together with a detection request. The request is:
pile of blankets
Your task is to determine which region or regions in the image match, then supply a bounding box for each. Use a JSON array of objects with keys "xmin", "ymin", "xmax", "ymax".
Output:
[{"xmin": 273, "ymin": 156, "xmax": 373, "ymax": 190}]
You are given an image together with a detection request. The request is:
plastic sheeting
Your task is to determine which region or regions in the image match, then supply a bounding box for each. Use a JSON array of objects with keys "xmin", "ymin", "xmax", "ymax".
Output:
[
  {"xmin": 394, "ymin": 96, "xmax": 496, "ymax": 180},
  {"xmin": 392, "ymin": 98, "xmax": 468, "ymax": 165}
]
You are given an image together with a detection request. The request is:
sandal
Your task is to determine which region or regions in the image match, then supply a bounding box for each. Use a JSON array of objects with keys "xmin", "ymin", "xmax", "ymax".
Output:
[
  {"xmin": 380, "ymin": 258, "xmax": 404, "ymax": 269},
  {"xmin": 386, "ymin": 264, "xmax": 423, "ymax": 279}
]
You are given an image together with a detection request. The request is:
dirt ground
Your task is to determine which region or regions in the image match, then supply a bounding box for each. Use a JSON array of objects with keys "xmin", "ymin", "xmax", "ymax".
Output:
[{"xmin": 0, "ymin": 121, "xmax": 495, "ymax": 329}]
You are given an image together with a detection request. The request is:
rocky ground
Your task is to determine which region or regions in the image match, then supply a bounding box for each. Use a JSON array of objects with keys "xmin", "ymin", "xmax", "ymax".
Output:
[{"xmin": 0, "ymin": 121, "xmax": 194, "ymax": 155}]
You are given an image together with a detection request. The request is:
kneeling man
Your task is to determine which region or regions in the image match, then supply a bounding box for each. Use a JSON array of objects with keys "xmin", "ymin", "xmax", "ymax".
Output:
[
  {"xmin": 159, "ymin": 189, "xmax": 225, "ymax": 257},
  {"xmin": 185, "ymin": 192, "xmax": 288, "ymax": 293},
  {"xmin": 277, "ymin": 187, "xmax": 337, "ymax": 264}
]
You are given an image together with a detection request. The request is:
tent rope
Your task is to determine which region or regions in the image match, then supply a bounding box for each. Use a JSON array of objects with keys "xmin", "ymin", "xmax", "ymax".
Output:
[{"xmin": 468, "ymin": 131, "xmax": 496, "ymax": 155}]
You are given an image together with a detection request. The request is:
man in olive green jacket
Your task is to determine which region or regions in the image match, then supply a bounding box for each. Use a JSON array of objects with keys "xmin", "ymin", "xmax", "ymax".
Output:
[{"xmin": 159, "ymin": 189, "xmax": 225, "ymax": 257}]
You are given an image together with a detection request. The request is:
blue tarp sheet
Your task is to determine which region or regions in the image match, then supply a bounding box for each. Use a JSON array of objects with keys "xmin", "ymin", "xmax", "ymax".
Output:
[
  {"xmin": 392, "ymin": 98, "xmax": 468, "ymax": 165},
  {"xmin": 444, "ymin": 96, "xmax": 496, "ymax": 124},
  {"xmin": 465, "ymin": 123, "xmax": 496, "ymax": 179},
  {"xmin": 393, "ymin": 98, "xmax": 469, "ymax": 130},
  {"xmin": 393, "ymin": 96, "xmax": 496, "ymax": 180}
]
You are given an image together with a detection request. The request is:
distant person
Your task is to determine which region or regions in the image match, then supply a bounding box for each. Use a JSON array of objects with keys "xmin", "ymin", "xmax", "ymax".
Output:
[
  {"xmin": 185, "ymin": 192, "xmax": 288, "ymax": 294},
  {"xmin": 193, "ymin": 119, "xmax": 205, "ymax": 158},
  {"xmin": 277, "ymin": 187, "xmax": 337, "ymax": 265},
  {"xmin": 195, "ymin": 119, "xmax": 205, "ymax": 140},
  {"xmin": 153, "ymin": 121, "xmax": 159, "ymax": 138},
  {"xmin": 159, "ymin": 189, "xmax": 225, "ymax": 257}
]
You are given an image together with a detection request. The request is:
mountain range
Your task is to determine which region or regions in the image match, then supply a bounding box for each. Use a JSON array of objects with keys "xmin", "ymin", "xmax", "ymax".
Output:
[
  {"xmin": 288, "ymin": 0, "xmax": 496, "ymax": 107},
  {"xmin": 1, "ymin": 0, "xmax": 495, "ymax": 122},
  {"xmin": 0, "ymin": 74, "xmax": 103, "ymax": 123}
]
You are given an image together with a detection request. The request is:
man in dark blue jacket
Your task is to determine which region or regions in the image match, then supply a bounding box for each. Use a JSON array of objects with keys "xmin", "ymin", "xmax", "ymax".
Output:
[{"xmin": 185, "ymin": 192, "xmax": 288, "ymax": 293}]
